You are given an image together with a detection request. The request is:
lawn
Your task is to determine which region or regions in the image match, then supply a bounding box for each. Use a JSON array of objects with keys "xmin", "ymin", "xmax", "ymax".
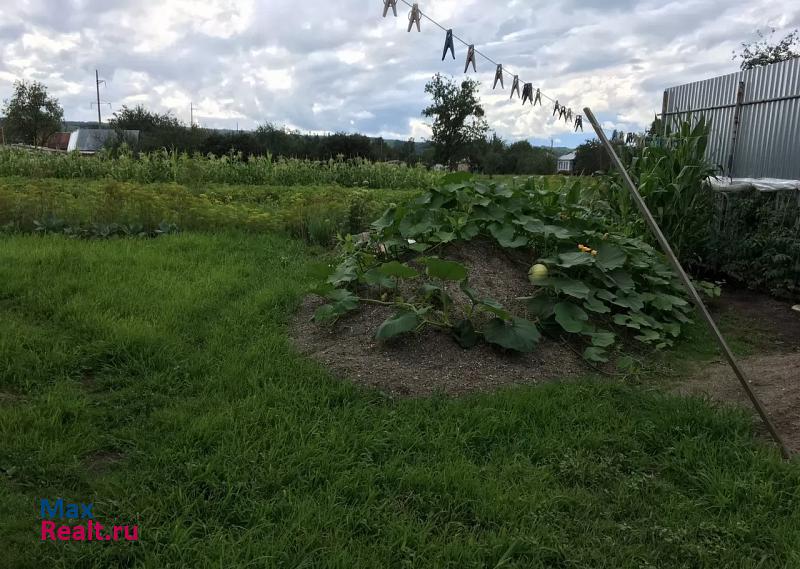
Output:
[{"xmin": 1, "ymin": 232, "xmax": 799, "ymax": 568}]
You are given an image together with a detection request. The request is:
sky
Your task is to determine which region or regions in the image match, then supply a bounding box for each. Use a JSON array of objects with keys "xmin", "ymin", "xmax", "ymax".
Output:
[{"xmin": 1, "ymin": 0, "xmax": 798, "ymax": 148}]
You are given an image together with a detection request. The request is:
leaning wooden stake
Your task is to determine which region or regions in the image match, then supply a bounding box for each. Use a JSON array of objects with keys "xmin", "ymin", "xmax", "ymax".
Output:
[{"xmin": 583, "ymin": 107, "xmax": 791, "ymax": 459}]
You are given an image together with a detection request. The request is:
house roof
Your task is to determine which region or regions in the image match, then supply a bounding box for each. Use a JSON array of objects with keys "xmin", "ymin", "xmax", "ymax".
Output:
[
  {"xmin": 558, "ymin": 152, "xmax": 576, "ymax": 161},
  {"xmin": 67, "ymin": 128, "xmax": 139, "ymax": 152}
]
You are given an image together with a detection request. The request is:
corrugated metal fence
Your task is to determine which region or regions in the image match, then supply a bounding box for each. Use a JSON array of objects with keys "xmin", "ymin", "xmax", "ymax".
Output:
[{"xmin": 663, "ymin": 58, "xmax": 800, "ymax": 180}]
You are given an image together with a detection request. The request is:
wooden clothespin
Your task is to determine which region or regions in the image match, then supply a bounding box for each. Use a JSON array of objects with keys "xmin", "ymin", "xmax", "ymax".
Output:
[
  {"xmin": 626, "ymin": 132, "xmax": 635, "ymax": 144},
  {"xmin": 534, "ymin": 88, "xmax": 542, "ymax": 106},
  {"xmin": 574, "ymin": 115, "xmax": 583, "ymax": 132},
  {"xmin": 566, "ymin": 108, "xmax": 573, "ymax": 122},
  {"xmin": 510, "ymin": 76, "xmax": 520, "ymax": 99},
  {"xmin": 553, "ymin": 100, "xmax": 560, "ymax": 116},
  {"xmin": 493, "ymin": 64, "xmax": 504, "ymax": 89},
  {"xmin": 407, "ymin": 3, "xmax": 421, "ymax": 32},
  {"xmin": 442, "ymin": 29, "xmax": 455, "ymax": 60},
  {"xmin": 464, "ymin": 45, "xmax": 476, "ymax": 73},
  {"xmin": 382, "ymin": 0, "xmax": 397, "ymax": 17},
  {"xmin": 521, "ymin": 83, "xmax": 533, "ymax": 105}
]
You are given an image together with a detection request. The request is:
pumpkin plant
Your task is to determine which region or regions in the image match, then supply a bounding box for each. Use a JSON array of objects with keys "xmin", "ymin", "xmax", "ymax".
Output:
[{"xmin": 312, "ymin": 174, "xmax": 711, "ymax": 361}]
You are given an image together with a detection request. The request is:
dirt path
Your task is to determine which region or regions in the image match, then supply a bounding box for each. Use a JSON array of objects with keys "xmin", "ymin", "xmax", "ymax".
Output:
[
  {"xmin": 677, "ymin": 352, "xmax": 800, "ymax": 453},
  {"xmin": 677, "ymin": 290, "xmax": 800, "ymax": 453}
]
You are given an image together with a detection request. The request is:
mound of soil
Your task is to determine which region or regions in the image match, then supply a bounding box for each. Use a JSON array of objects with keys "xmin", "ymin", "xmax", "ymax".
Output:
[{"xmin": 290, "ymin": 240, "xmax": 587, "ymax": 397}]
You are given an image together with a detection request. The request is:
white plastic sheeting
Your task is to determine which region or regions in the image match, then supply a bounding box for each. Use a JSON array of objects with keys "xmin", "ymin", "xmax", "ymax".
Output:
[{"xmin": 707, "ymin": 177, "xmax": 800, "ymax": 193}]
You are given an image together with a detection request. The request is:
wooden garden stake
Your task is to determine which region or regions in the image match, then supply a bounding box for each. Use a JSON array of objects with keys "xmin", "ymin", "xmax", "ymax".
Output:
[{"xmin": 583, "ymin": 107, "xmax": 792, "ymax": 459}]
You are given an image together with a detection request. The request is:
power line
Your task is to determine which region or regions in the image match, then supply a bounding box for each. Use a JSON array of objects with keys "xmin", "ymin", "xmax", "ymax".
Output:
[{"xmin": 391, "ymin": 0, "xmax": 580, "ymax": 128}]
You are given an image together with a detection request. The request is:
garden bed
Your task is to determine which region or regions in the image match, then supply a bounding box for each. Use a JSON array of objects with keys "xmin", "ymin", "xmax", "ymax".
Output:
[{"xmin": 291, "ymin": 240, "xmax": 588, "ymax": 396}]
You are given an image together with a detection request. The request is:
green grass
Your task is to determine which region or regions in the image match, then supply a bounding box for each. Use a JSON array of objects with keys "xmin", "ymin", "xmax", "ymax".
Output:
[{"xmin": 1, "ymin": 232, "xmax": 799, "ymax": 568}]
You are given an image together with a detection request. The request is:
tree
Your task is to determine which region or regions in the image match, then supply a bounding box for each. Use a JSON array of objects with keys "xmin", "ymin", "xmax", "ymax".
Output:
[
  {"xmin": 422, "ymin": 74, "xmax": 489, "ymax": 167},
  {"xmin": 1, "ymin": 81, "xmax": 64, "ymax": 146},
  {"xmin": 573, "ymin": 139, "xmax": 611, "ymax": 175},
  {"xmin": 505, "ymin": 140, "xmax": 557, "ymax": 175},
  {"xmin": 109, "ymin": 104, "xmax": 184, "ymax": 131},
  {"xmin": 734, "ymin": 29, "xmax": 800, "ymax": 70}
]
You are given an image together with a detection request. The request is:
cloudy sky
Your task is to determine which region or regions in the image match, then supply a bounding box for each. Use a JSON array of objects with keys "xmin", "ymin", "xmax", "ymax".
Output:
[{"xmin": 1, "ymin": 0, "xmax": 798, "ymax": 147}]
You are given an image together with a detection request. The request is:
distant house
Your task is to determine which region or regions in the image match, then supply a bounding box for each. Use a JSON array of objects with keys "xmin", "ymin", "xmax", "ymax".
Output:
[
  {"xmin": 67, "ymin": 129, "xmax": 139, "ymax": 154},
  {"xmin": 45, "ymin": 132, "xmax": 71, "ymax": 151},
  {"xmin": 557, "ymin": 152, "xmax": 576, "ymax": 174}
]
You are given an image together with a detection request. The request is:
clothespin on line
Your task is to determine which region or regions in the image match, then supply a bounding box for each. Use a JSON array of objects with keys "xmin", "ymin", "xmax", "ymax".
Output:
[
  {"xmin": 382, "ymin": 0, "xmax": 397, "ymax": 17},
  {"xmin": 464, "ymin": 45, "xmax": 476, "ymax": 73},
  {"xmin": 493, "ymin": 64, "xmax": 504, "ymax": 89},
  {"xmin": 521, "ymin": 83, "xmax": 533, "ymax": 105},
  {"xmin": 510, "ymin": 75, "xmax": 520, "ymax": 99},
  {"xmin": 442, "ymin": 29, "xmax": 455, "ymax": 60},
  {"xmin": 407, "ymin": 3, "xmax": 421, "ymax": 32},
  {"xmin": 574, "ymin": 114, "xmax": 583, "ymax": 132},
  {"xmin": 553, "ymin": 100, "xmax": 560, "ymax": 116},
  {"xmin": 534, "ymin": 88, "xmax": 542, "ymax": 106}
]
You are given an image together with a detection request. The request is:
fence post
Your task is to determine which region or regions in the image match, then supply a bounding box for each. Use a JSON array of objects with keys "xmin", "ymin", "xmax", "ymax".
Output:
[{"xmin": 726, "ymin": 80, "xmax": 746, "ymax": 176}]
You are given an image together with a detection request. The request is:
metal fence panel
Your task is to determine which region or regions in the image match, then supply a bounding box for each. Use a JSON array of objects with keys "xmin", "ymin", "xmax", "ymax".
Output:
[{"xmin": 664, "ymin": 58, "xmax": 800, "ymax": 180}]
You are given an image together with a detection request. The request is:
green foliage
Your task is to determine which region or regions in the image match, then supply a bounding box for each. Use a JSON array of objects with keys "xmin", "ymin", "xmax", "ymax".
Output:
[
  {"xmin": 1, "ymin": 80, "xmax": 64, "ymax": 146},
  {"xmin": 734, "ymin": 28, "xmax": 800, "ymax": 70},
  {"xmin": 0, "ymin": 176, "xmax": 416, "ymax": 245},
  {"xmin": 422, "ymin": 74, "xmax": 489, "ymax": 167},
  {"xmin": 706, "ymin": 189, "xmax": 800, "ymax": 300},
  {"xmin": 588, "ymin": 118, "xmax": 717, "ymax": 264},
  {"xmin": 317, "ymin": 176, "xmax": 697, "ymax": 359},
  {"xmin": 573, "ymin": 139, "xmax": 611, "ymax": 175},
  {"xmin": 0, "ymin": 147, "xmax": 439, "ymax": 189},
  {"xmin": 2, "ymin": 234, "xmax": 799, "ymax": 567}
]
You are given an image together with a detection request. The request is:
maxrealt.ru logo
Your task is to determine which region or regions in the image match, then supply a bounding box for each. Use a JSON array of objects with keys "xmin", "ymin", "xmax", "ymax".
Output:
[{"xmin": 39, "ymin": 499, "xmax": 139, "ymax": 542}]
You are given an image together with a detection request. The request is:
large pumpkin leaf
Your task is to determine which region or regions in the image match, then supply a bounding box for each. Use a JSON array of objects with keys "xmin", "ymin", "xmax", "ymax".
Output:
[
  {"xmin": 377, "ymin": 261, "xmax": 419, "ymax": 279},
  {"xmin": 546, "ymin": 277, "xmax": 591, "ymax": 299},
  {"xmin": 419, "ymin": 257, "xmax": 468, "ymax": 282},
  {"xmin": 327, "ymin": 259, "xmax": 359, "ymax": 286},
  {"xmin": 595, "ymin": 243, "xmax": 627, "ymax": 271},
  {"xmin": 489, "ymin": 223, "xmax": 528, "ymax": 248},
  {"xmin": 452, "ymin": 319, "xmax": 479, "ymax": 349},
  {"xmin": 583, "ymin": 294, "xmax": 611, "ymax": 314},
  {"xmin": 527, "ymin": 296, "xmax": 556, "ymax": 319},
  {"xmin": 479, "ymin": 298, "xmax": 511, "ymax": 321},
  {"xmin": 557, "ymin": 251, "xmax": 594, "ymax": 268},
  {"xmin": 484, "ymin": 317, "xmax": 541, "ymax": 353},
  {"xmin": 583, "ymin": 347, "xmax": 609, "ymax": 363},
  {"xmin": 362, "ymin": 268, "xmax": 396, "ymax": 288},
  {"xmin": 554, "ymin": 302, "xmax": 589, "ymax": 333},
  {"xmin": 376, "ymin": 311, "xmax": 420, "ymax": 340}
]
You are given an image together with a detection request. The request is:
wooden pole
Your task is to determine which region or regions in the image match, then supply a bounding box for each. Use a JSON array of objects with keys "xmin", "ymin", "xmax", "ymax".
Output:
[
  {"xmin": 727, "ymin": 81, "xmax": 746, "ymax": 176},
  {"xmin": 583, "ymin": 106, "xmax": 791, "ymax": 459},
  {"xmin": 96, "ymin": 70, "xmax": 102, "ymax": 127}
]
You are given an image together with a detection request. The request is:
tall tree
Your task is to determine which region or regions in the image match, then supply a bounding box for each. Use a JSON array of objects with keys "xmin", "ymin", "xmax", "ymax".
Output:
[
  {"xmin": 1, "ymin": 80, "xmax": 64, "ymax": 146},
  {"xmin": 734, "ymin": 29, "xmax": 800, "ymax": 70},
  {"xmin": 422, "ymin": 74, "xmax": 488, "ymax": 167},
  {"xmin": 574, "ymin": 139, "xmax": 611, "ymax": 175}
]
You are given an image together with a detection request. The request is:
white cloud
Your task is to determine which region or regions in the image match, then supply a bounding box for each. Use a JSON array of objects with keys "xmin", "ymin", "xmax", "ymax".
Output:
[{"xmin": 0, "ymin": 0, "xmax": 797, "ymax": 145}]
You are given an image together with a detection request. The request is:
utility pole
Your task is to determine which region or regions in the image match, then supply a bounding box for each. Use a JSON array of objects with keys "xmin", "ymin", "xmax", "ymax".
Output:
[
  {"xmin": 96, "ymin": 71, "xmax": 103, "ymax": 126},
  {"xmin": 90, "ymin": 70, "xmax": 111, "ymax": 128}
]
